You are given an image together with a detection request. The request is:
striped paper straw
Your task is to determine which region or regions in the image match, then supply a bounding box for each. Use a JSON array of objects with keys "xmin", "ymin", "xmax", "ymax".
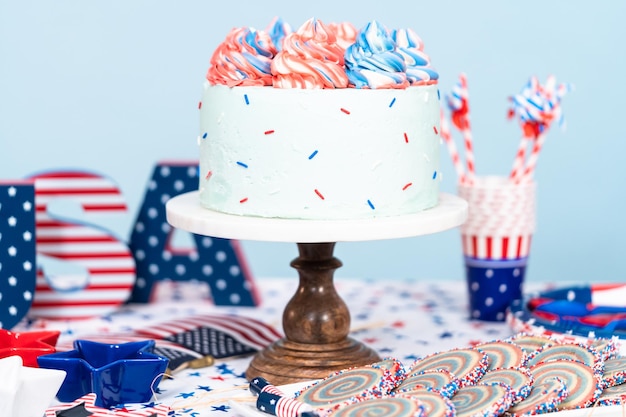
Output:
[
  {"xmin": 440, "ymin": 108, "xmax": 466, "ymax": 183},
  {"xmin": 517, "ymin": 129, "xmax": 547, "ymax": 183},
  {"xmin": 509, "ymin": 133, "xmax": 531, "ymax": 182},
  {"xmin": 447, "ymin": 73, "xmax": 476, "ymax": 184},
  {"xmin": 509, "ymin": 75, "xmax": 571, "ymax": 183}
]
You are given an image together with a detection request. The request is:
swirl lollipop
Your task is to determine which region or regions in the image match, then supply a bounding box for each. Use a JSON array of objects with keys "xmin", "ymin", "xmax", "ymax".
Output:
[
  {"xmin": 530, "ymin": 359, "xmax": 602, "ymax": 409},
  {"xmin": 450, "ymin": 382, "xmax": 514, "ymax": 417},
  {"xmin": 475, "ymin": 340, "xmax": 527, "ymax": 370},
  {"xmin": 295, "ymin": 361, "xmax": 400, "ymax": 411},
  {"xmin": 407, "ymin": 347, "xmax": 489, "ymax": 387},
  {"xmin": 395, "ymin": 390, "xmax": 454, "ymax": 417},
  {"xmin": 506, "ymin": 376, "xmax": 568, "ymax": 416},
  {"xmin": 602, "ymin": 356, "xmax": 626, "ymax": 387},
  {"xmin": 330, "ymin": 395, "xmax": 426, "ymax": 417},
  {"xmin": 480, "ymin": 367, "xmax": 533, "ymax": 405},
  {"xmin": 395, "ymin": 369, "xmax": 460, "ymax": 399}
]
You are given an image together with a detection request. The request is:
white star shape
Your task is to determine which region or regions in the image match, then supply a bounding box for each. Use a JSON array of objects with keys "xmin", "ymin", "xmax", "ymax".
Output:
[
  {"xmin": 23, "ymin": 261, "xmax": 32, "ymax": 271},
  {"xmin": 23, "ymin": 231, "xmax": 32, "ymax": 241},
  {"xmin": 23, "ymin": 291, "xmax": 32, "ymax": 301},
  {"xmin": 8, "ymin": 276, "xmax": 17, "ymax": 286},
  {"xmin": 7, "ymin": 186, "xmax": 16, "ymax": 197},
  {"xmin": 8, "ymin": 216, "xmax": 17, "ymax": 227},
  {"xmin": 9, "ymin": 306, "xmax": 17, "ymax": 316},
  {"xmin": 8, "ymin": 246, "xmax": 17, "ymax": 256},
  {"xmin": 23, "ymin": 200, "xmax": 32, "ymax": 211}
]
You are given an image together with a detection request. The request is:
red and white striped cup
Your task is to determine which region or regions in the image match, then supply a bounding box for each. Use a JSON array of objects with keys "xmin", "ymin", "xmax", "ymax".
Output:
[{"xmin": 458, "ymin": 176, "xmax": 536, "ymax": 321}]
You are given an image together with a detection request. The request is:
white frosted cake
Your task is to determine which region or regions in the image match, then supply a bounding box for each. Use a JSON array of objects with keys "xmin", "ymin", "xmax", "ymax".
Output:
[{"xmin": 198, "ymin": 18, "xmax": 441, "ymax": 220}]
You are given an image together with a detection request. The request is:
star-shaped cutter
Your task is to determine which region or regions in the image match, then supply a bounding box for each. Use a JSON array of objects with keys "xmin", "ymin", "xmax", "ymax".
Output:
[
  {"xmin": 0, "ymin": 328, "xmax": 60, "ymax": 367},
  {"xmin": 45, "ymin": 393, "xmax": 170, "ymax": 416},
  {"xmin": 0, "ymin": 355, "xmax": 66, "ymax": 417},
  {"xmin": 37, "ymin": 339, "xmax": 169, "ymax": 409}
]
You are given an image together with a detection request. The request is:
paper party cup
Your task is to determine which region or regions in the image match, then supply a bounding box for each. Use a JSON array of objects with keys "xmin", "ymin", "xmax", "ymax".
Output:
[{"xmin": 458, "ymin": 176, "xmax": 536, "ymax": 321}]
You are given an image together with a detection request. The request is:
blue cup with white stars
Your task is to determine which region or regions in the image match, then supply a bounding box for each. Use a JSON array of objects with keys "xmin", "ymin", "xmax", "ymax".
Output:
[
  {"xmin": 465, "ymin": 256, "xmax": 527, "ymax": 321},
  {"xmin": 458, "ymin": 176, "xmax": 536, "ymax": 322}
]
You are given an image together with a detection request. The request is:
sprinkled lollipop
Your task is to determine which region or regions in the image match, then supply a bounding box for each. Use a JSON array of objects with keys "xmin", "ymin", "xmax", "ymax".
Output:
[
  {"xmin": 506, "ymin": 376, "xmax": 569, "ymax": 416},
  {"xmin": 602, "ymin": 356, "xmax": 626, "ymax": 387},
  {"xmin": 295, "ymin": 361, "xmax": 401, "ymax": 411},
  {"xmin": 394, "ymin": 389, "xmax": 455, "ymax": 417},
  {"xmin": 525, "ymin": 341, "xmax": 602, "ymax": 370},
  {"xmin": 475, "ymin": 340, "xmax": 527, "ymax": 370},
  {"xmin": 530, "ymin": 359, "xmax": 602, "ymax": 409},
  {"xmin": 595, "ymin": 381, "xmax": 626, "ymax": 406},
  {"xmin": 480, "ymin": 367, "xmax": 534, "ymax": 405},
  {"xmin": 395, "ymin": 369, "xmax": 460, "ymax": 399},
  {"xmin": 407, "ymin": 347, "xmax": 489, "ymax": 387},
  {"xmin": 330, "ymin": 395, "xmax": 426, "ymax": 417},
  {"xmin": 450, "ymin": 382, "xmax": 515, "ymax": 417},
  {"xmin": 507, "ymin": 333, "xmax": 554, "ymax": 356},
  {"xmin": 508, "ymin": 75, "xmax": 571, "ymax": 183}
]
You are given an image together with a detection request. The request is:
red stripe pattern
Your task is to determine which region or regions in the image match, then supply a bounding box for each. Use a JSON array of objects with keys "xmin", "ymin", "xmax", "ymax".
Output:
[
  {"xmin": 134, "ymin": 314, "xmax": 282, "ymax": 352},
  {"xmin": 45, "ymin": 393, "xmax": 169, "ymax": 416},
  {"xmin": 462, "ymin": 234, "xmax": 532, "ymax": 260},
  {"xmin": 28, "ymin": 171, "xmax": 136, "ymax": 319}
]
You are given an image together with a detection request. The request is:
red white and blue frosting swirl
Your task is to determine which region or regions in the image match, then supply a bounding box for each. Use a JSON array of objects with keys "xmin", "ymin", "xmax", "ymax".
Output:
[{"xmin": 206, "ymin": 18, "xmax": 438, "ymax": 89}]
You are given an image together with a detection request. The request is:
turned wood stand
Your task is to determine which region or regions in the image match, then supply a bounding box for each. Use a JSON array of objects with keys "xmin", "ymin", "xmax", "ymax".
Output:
[
  {"xmin": 166, "ymin": 191, "xmax": 467, "ymax": 385},
  {"xmin": 246, "ymin": 242, "xmax": 380, "ymax": 384}
]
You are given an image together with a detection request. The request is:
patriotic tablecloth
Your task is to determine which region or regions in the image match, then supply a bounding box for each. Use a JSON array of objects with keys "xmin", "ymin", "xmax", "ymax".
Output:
[{"xmin": 15, "ymin": 278, "xmax": 549, "ymax": 416}]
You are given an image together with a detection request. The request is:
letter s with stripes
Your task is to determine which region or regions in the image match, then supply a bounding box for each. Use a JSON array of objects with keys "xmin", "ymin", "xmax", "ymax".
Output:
[{"xmin": 26, "ymin": 170, "xmax": 135, "ymax": 319}]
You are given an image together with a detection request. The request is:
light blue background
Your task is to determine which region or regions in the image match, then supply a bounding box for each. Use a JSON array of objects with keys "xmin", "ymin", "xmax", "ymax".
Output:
[{"xmin": 1, "ymin": 1, "xmax": 624, "ymax": 283}]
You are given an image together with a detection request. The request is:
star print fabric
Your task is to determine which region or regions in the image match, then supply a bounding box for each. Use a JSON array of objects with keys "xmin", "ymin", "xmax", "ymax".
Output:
[{"xmin": 0, "ymin": 182, "xmax": 36, "ymax": 329}]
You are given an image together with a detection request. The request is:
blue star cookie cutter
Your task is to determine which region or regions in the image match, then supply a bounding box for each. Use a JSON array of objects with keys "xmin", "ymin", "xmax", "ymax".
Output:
[{"xmin": 37, "ymin": 339, "xmax": 169, "ymax": 408}]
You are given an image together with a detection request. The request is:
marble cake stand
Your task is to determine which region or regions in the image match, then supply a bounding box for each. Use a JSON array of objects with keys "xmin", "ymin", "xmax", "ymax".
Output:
[{"xmin": 166, "ymin": 191, "xmax": 467, "ymax": 385}]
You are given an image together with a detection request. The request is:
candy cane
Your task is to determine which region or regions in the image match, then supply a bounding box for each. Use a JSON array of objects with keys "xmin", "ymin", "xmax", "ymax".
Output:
[{"xmin": 439, "ymin": 108, "xmax": 466, "ymax": 184}]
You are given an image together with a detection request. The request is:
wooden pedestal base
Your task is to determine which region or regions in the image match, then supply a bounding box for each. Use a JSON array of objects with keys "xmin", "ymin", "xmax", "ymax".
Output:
[
  {"xmin": 246, "ymin": 337, "xmax": 380, "ymax": 385},
  {"xmin": 246, "ymin": 242, "xmax": 380, "ymax": 385}
]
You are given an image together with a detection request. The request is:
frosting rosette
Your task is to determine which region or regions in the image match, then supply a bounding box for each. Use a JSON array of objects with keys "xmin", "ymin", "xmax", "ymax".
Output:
[
  {"xmin": 265, "ymin": 16, "xmax": 292, "ymax": 52},
  {"xmin": 344, "ymin": 20, "xmax": 408, "ymax": 89},
  {"xmin": 392, "ymin": 28, "xmax": 438, "ymax": 84},
  {"xmin": 206, "ymin": 27, "xmax": 277, "ymax": 86},
  {"xmin": 328, "ymin": 21, "xmax": 358, "ymax": 49},
  {"xmin": 271, "ymin": 18, "xmax": 349, "ymax": 89}
]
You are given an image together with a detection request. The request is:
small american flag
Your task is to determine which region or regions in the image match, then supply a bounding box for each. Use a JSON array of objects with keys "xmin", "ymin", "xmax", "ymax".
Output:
[
  {"xmin": 135, "ymin": 314, "xmax": 283, "ymax": 358},
  {"xmin": 56, "ymin": 313, "xmax": 282, "ymax": 371}
]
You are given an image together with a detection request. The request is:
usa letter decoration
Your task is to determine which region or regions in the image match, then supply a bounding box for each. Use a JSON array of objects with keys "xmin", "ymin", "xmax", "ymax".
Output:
[
  {"xmin": 128, "ymin": 161, "xmax": 259, "ymax": 306},
  {"xmin": 0, "ymin": 181, "xmax": 36, "ymax": 329}
]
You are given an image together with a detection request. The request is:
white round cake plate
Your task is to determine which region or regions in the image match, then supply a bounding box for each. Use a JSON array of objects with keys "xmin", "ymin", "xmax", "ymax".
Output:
[{"xmin": 166, "ymin": 191, "xmax": 467, "ymax": 243}]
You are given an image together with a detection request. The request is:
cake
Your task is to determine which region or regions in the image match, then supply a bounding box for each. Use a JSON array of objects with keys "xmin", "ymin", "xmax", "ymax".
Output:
[{"xmin": 198, "ymin": 18, "xmax": 441, "ymax": 220}]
